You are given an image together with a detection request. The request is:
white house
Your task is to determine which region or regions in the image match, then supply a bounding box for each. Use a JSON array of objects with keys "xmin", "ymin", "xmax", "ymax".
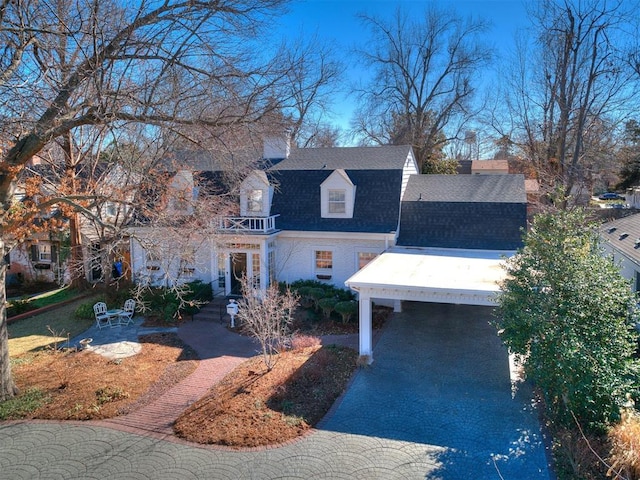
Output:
[{"xmin": 129, "ymin": 142, "xmax": 528, "ymax": 360}]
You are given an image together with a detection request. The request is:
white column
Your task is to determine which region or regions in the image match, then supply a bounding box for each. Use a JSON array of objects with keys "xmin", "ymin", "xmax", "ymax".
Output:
[
  {"xmin": 359, "ymin": 292, "xmax": 373, "ymax": 364},
  {"xmin": 393, "ymin": 299, "xmax": 402, "ymax": 312}
]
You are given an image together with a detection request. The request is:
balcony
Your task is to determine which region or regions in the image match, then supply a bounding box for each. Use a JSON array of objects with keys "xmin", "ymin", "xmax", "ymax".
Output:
[{"xmin": 218, "ymin": 215, "xmax": 279, "ymax": 234}]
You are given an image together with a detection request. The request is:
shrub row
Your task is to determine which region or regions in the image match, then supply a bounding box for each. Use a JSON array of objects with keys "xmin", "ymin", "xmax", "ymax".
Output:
[{"xmin": 285, "ymin": 280, "xmax": 358, "ymax": 324}]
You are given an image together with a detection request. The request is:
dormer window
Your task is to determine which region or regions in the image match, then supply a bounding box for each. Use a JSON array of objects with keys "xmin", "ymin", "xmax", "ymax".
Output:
[
  {"xmin": 321, "ymin": 169, "xmax": 355, "ymax": 219},
  {"xmin": 240, "ymin": 171, "xmax": 272, "ymax": 217},
  {"xmin": 169, "ymin": 170, "xmax": 196, "ymax": 215},
  {"xmin": 328, "ymin": 189, "xmax": 346, "ymax": 213},
  {"xmin": 247, "ymin": 189, "xmax": 264, "ymax": 213}
]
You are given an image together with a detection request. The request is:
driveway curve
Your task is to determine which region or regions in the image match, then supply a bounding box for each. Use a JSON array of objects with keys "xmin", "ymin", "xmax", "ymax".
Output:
[{"xmin": 0, "ymin": 302, "xmax": 551, "ymax": 479}]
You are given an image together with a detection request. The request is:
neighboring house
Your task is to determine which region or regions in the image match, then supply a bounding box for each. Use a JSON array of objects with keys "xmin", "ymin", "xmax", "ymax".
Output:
[
  {"xmin": 6, "ymin": 233, "xmax": 64, "ymax": 286},
  {"xmin": 5, "ymin": 159, "xmax": 67, "ymax": 286},
  {"xmin": 129, "ymin": 141, "xmax": 529, "ymax": 360},
  {"xmin": 471, "ymin": 159, "xmax": 509, "ymax": 175},
  {"xmin": 600, "ymin": 213, "xmax": 640, "ymax": 291}
]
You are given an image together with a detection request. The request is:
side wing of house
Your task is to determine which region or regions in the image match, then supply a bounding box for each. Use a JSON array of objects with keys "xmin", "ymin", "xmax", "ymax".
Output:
[{"xmin": 397, "ymin": 174, "xmax": 527, "ymax": 250}]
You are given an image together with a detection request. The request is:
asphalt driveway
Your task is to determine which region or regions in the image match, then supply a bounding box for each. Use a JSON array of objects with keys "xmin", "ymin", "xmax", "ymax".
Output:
[
  {"xmin": 0, "ymin": 302, "xmax": 551, "ymax": 479},
  {"xmin": 320, "ymin": 301, "xmax": 551, "ymax": 479}
]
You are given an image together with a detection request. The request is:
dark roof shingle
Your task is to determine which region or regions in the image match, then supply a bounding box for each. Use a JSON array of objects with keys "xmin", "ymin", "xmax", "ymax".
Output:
[
  {"xmin": 403, "ymin": 174, "xmax": 527, "ymax": 203},
  {"xmin": 269, "ymin": 145, "xmax": 412, "ymax": 171}
]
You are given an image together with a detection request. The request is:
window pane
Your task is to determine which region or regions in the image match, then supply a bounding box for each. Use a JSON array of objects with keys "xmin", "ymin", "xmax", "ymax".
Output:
[
  {"xmin": 315, "ymin": 250, "xmax": 332, "ymax": 269},
  {"xmin": 358, "ymin": 252, "xmax": 377, "ymax": 269},
  {"xmin": 248, "ymin": 189, "xmax": 263, "ymax": 212},
  {"xmin": 328, "ymin": 189, "xmax": 346, "ymax": 213}
]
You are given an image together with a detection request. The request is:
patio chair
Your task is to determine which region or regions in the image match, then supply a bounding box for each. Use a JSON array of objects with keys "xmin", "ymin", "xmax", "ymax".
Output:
[
  {"xmin": 118, "ymin": 299, "xmax": 136, "ymax": 326},
  {"xmin": 93, "ymin": 302, "xmax": 113, "ymax": 329}
]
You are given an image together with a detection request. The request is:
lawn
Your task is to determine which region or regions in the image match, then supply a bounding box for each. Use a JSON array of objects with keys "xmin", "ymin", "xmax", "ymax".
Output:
[{"xmin": 7, "ymin": 294, "xmax": 99, "ymax": 356}]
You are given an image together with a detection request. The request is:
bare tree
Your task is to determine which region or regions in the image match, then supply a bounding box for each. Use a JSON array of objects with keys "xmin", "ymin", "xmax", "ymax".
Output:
[
  {"xmin": 496, "ymin": 0, "xmax": 637, "ymax": 207},
  {"xmin": 0, "ymin": 0, "xmax": 295, "ymax": 400},
  {"xmin": 278, "ymin": 35, "xmax": 344, "ymax": 148},
  {"xmin": 351, "ymin": 5, "xmax": 493, "ymax": 172},
  {"xmin": 235, "ymin": 275, "xmax": 298, "ymax": 371}
]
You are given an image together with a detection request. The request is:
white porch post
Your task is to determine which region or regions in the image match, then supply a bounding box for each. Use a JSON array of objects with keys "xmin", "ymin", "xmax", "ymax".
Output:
[
  {"xmin": 393, "ymin": 299, "xmax": 402, "ymax": 312},
  {"xmin": 358, "ymin": 292, "xmax": 373, "ymax": 364}
]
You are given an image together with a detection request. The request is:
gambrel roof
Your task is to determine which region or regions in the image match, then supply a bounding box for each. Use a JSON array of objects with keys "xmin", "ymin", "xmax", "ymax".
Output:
[
  {"xmin": 266, "ymin": 145, "xmax": 414, "ymax": 233},
  {"xmin": 397, "ymin": 174, "xmax": 527, "ymax": 250},
  {"xmin": 268, "ymin": 169, "xmax": 403, "ymax": 233},
  {"xmin": 403, "ymin": 174, "xmax": 527, "ymax": 203}
]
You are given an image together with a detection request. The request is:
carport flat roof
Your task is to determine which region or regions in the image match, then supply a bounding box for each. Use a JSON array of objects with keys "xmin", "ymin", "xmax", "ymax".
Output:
[{"xmin": 345, "ymin": 247, "xmax": 512, "ymax": 300}]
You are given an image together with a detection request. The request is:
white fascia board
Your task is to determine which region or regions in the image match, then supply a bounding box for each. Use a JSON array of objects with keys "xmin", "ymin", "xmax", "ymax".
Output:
[{"xmin": 276, "ymin": 230, "xmax": 396, "ymax": 241}]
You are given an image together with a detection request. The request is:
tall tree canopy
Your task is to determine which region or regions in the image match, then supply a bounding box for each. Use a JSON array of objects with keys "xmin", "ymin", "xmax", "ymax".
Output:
[
  {"xmin": 497, "ymin": 0, "xmax": 637, "ymax": 206},
  {"xmin": 351, "ymin": 5, "xmax": 492, "ymax": 173}
]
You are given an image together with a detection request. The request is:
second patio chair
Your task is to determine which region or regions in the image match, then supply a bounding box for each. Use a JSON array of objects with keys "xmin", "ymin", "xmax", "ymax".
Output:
[{"xmin": 118, "ymin": 299, "xmax": 136, "ymax": 326}]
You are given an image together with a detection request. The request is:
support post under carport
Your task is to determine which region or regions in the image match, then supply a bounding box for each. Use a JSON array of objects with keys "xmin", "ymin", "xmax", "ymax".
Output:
[{"xmin": 358, "ymin": 293, "xmax": 373, "ymax": 364}]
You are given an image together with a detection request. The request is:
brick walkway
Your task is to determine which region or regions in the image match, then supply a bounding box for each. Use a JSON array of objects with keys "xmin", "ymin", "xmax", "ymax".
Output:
[{"xmin": 96, "ymin": 301, "xmax": 257, "ymax": 436}]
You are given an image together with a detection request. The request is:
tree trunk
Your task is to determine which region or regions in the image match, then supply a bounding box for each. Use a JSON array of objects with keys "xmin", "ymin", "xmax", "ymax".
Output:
[
  {"xmin": 0, "ymin": 239, "xmax": 19, "ymax": 401},
  {"xmin": 63, "ymin": 134, "xmax": 88, "ymax": 290}
]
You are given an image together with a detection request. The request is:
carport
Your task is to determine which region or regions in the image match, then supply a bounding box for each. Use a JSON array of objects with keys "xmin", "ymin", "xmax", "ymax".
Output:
[{"xmin": 345, "ymin": 246, "xmax": 513, "ymax": 362}]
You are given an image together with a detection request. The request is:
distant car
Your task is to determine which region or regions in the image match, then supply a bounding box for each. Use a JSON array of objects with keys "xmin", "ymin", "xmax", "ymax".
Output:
[{"xmin": 599, "ymin": 192, "xmax": 624, "ymax": 200}]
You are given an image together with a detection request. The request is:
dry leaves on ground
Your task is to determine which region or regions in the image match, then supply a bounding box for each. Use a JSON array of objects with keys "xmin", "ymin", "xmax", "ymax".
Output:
[
  {"xmin": 174, "ymin": 344, "xmax": 358, "ymax": 448},
  {"xmin": 11, "ymin": 333, "xmax": 198, "ymax": 420}
]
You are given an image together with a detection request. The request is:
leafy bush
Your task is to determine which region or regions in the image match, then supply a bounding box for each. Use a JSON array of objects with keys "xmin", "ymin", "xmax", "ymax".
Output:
[
  {"xmin": 7, "ymin": 299, "xmax": 30, "ymax": 317},
  {"xmin": 74, "ymin": 299, "xmax": 107, "ymax": 320},
  {"xmin": 496, "ymin": 209, "xmax": 640, "ymax": 432},
  {"xmin": 139, "ymin": 280, "xmax": 211, "ymax": 322},
  {"xmin": 308, "ymin": 288, "xmax": 326, "ymax": 310},
  {"xmin": 334, "ymin": 300, "xmax": 358, "ymax": 324},
  {"xmin": 317, "ymin": 297, "xmax": 338, "ymax": 319},
  {"xmin": 288, "ymin": 280, "xmax": 355, "ymax": 303}
]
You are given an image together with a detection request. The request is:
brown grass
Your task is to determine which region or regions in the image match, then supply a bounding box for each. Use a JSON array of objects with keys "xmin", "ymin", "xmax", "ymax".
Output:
[
  {"xmin": 10, "ymin": 333, "xmax": 198, "ymax": 420},
  {"xmin": 608, "ymin": 409, "xmax": 640, "ymax": 479},
  {"xmin": 174, "ymin": 344, "xmax": 358, "ymax": 447}
]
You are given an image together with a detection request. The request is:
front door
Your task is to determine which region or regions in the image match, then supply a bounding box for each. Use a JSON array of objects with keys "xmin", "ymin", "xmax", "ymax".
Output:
[{"xmin": 231, "ymin": 252, "xmax": 247, "ymax": 295}]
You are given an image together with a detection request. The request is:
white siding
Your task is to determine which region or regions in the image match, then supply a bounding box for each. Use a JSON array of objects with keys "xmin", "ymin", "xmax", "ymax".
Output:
[{"xmin": 275, "ymin": 233, "xmax": 391, "ymax": 288}]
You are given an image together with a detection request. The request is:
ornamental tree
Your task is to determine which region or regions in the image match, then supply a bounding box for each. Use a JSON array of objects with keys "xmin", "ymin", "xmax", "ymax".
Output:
[{"xmin": 495, "ymin": 209, "xmax": 640, "ymax": 432}]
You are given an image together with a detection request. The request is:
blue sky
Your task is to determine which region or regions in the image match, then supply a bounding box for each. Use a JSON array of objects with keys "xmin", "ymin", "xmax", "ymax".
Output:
[{"xmin": 274, "ymin": 0, "xmax": 530, "ymax": 132}]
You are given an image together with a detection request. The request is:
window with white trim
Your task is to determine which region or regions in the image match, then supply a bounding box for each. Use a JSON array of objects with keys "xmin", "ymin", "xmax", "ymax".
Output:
[
  {"xmin": 320, "ymin": 169, "xmax": 355, "ymax": 219},
  {"xmin": 328, "ymin": 189, "xmax": 346, "ymax": 213},
  {"xmin": 179, "ymin": 248, "xmax": 196, "ymax": 277},
  {"xmin": 315, "ymin": 250, "xmax": 333, "ymax": 278},
  {"xmin": 38, "ymin": 244, "xmax": 52, "ymax": 261},
  {"xmin": 247, "ymin": 189, "xmax": 263, "ymax": 213},
  {"xmin": 357, "ymin": 252, "xmax": 378, "ymax": 269},
  {"xmin": 145, "ymin": 250, "xmax": 161, "ymax": 271}
]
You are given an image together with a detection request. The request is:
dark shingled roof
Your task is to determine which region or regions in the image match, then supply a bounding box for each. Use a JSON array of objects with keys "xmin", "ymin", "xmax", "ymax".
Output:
[
  {"xmin": 269, "ymin": 169, "xmax": 403, "ymax": 233},
  {"xmin": 397, "ymin": 174, "xmax": 527, "ymax": 250},
  {"xmin": 403, "ymin": 174, "xmax": 527, "ymax": 203},
  {"xmin": 600, "ymin": 213, "xmax": 640, "ymax": 263},
  {"xmin": 269, "ymin": 145, "xmax": 413, "ymax": 171}
]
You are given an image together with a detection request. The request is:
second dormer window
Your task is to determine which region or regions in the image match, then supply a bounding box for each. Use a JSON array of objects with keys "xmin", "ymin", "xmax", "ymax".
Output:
[
  {"xmin": 248, "ymin": 189, "xmax": 263, "ymax": 213},
  {"xmin": 328, "ymin": 189, "xmax": 346, "ymax": 213}
]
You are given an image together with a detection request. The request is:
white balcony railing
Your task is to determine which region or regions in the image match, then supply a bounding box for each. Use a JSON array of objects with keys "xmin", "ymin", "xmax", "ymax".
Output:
[{"xmin": 218, "ymin": 214, "xmax": 279, "ymax": 234}]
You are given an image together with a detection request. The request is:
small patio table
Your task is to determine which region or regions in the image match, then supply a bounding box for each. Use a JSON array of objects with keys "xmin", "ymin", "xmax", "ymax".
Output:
[{"xmin": 106, "ymin": 309, "xmax": 124, "ymax": 326}]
